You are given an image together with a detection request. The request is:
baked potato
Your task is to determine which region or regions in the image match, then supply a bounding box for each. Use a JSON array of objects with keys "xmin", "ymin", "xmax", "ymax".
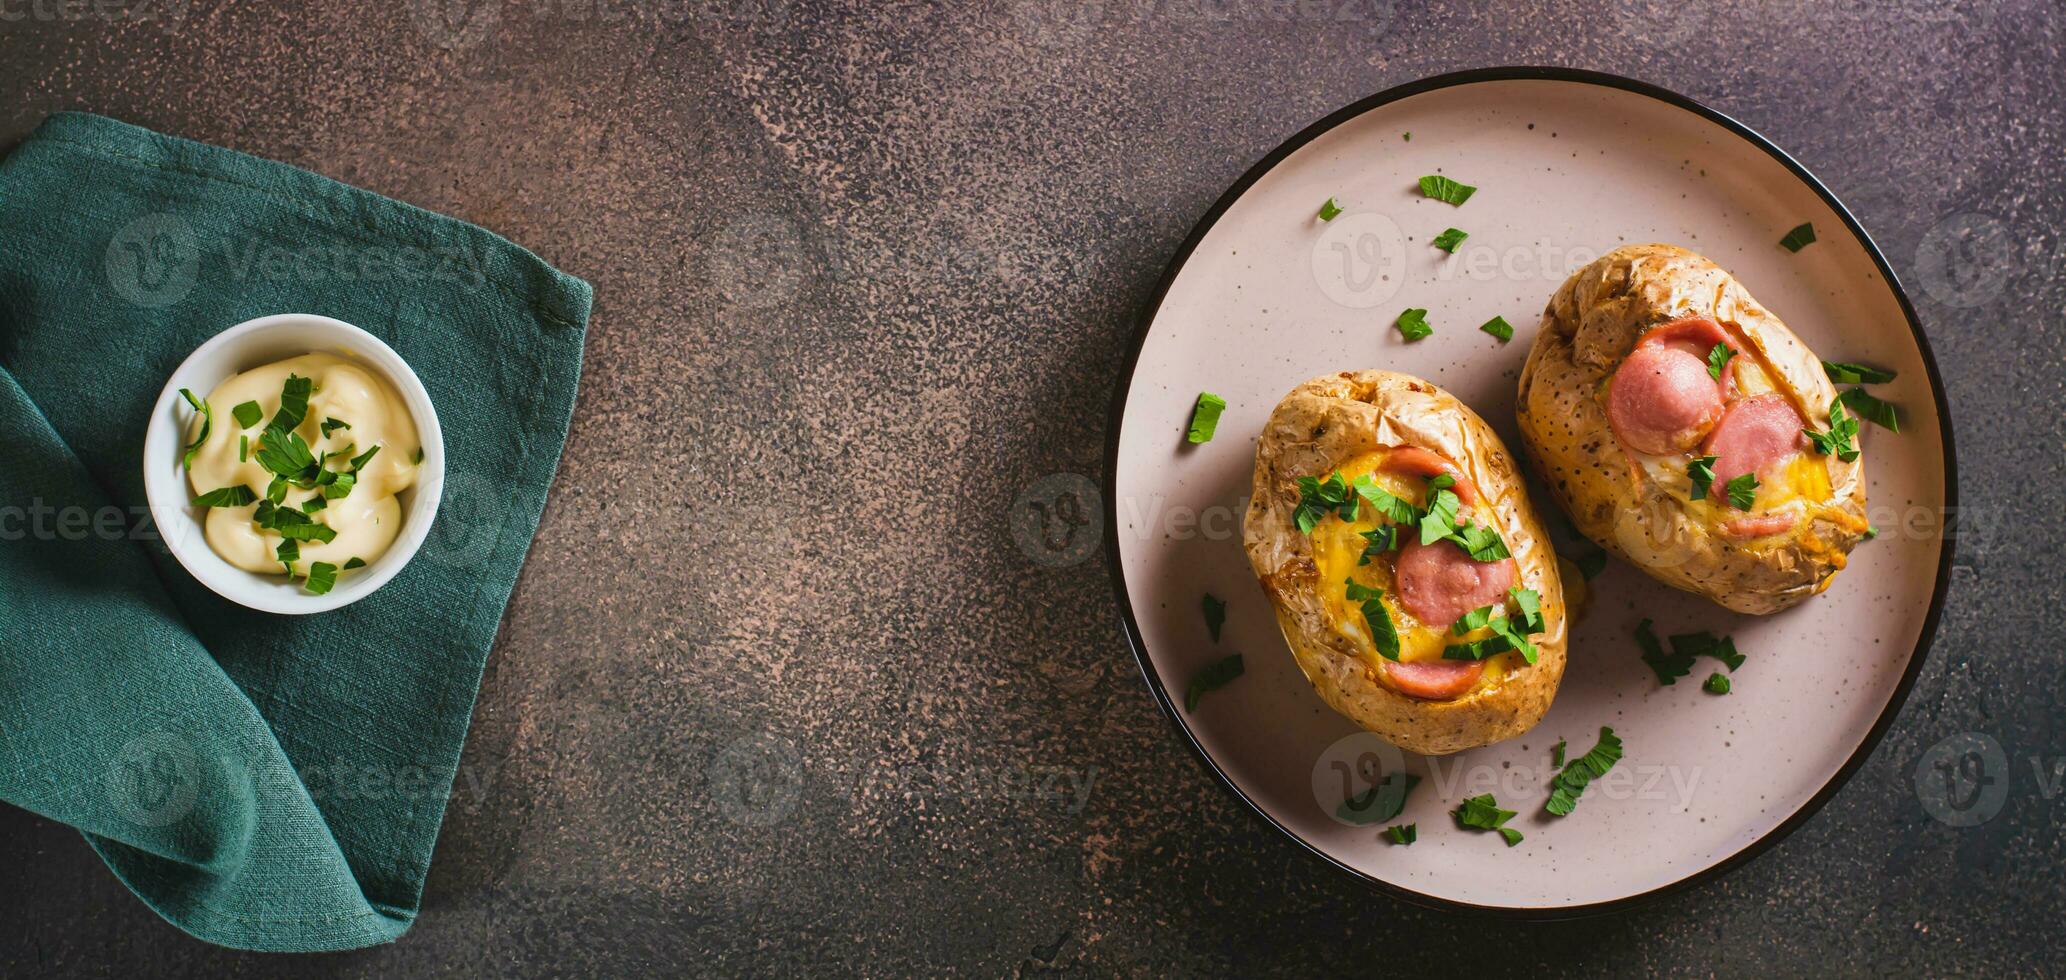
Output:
[
  {"xmin": 1516, "ymin": 243, "xmax": 1870, "ymax": 614},
  {"xmin": 1243, "ymin": 371, "xmax": 1568, "ymax": 755}
]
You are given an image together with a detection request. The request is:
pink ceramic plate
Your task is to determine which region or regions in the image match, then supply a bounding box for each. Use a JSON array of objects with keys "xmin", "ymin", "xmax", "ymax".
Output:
[{"xmin": 1106, "ymin": 68, "xmax": 1954, "ymax": 914}]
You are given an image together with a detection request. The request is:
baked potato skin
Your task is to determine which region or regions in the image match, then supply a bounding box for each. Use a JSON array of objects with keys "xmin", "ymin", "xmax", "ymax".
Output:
[
  {"xmin": 1516, "ymin": 243, "xmax": 1868, "ymax": 614},
  {"xmin": 1243, "ymin": 371, "xmax": 1567, "ymax": 756}
]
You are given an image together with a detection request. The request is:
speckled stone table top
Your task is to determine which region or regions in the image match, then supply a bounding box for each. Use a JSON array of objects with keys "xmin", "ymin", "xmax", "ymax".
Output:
[{"xmin": 4, "ymin": 1, "xmax": 2063, "ymax": 975}]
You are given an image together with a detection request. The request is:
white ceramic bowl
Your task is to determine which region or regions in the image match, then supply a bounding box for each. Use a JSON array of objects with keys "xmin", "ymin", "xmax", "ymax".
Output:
[{"xmin": 142, "ymin": 313, "xmax": 445, "ymax": 615}]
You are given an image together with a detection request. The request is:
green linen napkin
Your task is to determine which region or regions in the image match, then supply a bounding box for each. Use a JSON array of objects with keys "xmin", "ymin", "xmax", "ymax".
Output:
[{"xmin": 0, "ymin": 113, "xmax": 589, "ymax": 951}]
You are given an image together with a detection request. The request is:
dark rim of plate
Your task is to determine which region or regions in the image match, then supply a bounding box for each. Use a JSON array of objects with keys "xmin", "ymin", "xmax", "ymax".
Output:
[{"xmin": 1100, "ymin": 65, "xmax": 1958, "ymax": 919}]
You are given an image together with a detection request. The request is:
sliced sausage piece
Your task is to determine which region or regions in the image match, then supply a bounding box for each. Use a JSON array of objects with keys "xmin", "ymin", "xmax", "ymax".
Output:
[
  {"xmin": 1383, "ymin": 658, "xmax": 1486, "ymax": 701},
  {"xmin": 1378, "ymin": 446, "xmax": 1479, "ymax": 506},
  {"xmin": 1643, "ymin": 317, "xmax": 1738, "ymax": 356},
  {"xmin": 1702, "ymin": 393, "xmax": 1806, "ymax": 504},
  {"xmin": 1723, "ymin": 512, "xmax": 1799, "ymax": 538},
  {"xmin": 1608, "ymin": 341, "xmax": 1725, "ymax": 455},
  {"xmin": 1392, "ymin": 536, "xmax": 1516, "ymax": 628}
]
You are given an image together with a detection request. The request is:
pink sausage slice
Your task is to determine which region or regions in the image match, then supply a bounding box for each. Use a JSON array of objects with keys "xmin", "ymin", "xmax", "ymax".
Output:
[
  {"xmin": 1383, "ymin": 658, "xmax": 1486, "ymax": 701},
  {"xmin": 1702, "ymin": 393, "xmax": 1806, "ymax": 504},
  {"xmin": 1378, "ymin": 446, "xmax": 1479, "ymax": 506},
  {"xmin": 1723, "ymin": 512, "xmax": 1799, "ymax": 538},
  {"xmin": 1392, "ymin": 536, "xmax": 1516, "ymax": 628},
  {"xmin": 1608, "ymin": 342, "xmax": 1725, "ymax": 455}
]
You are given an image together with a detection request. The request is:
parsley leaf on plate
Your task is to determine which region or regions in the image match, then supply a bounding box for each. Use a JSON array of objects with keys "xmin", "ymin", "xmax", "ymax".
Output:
[
  {"xmin": 1418, "ymin": 175, "xmax": 1477, "ymax": 206},
  {"xmin": 1838, "ymin": 387, "xmax": 1901, "ymax": 432},
  {"xmin": 1318, "ymin": 197, "xmax": 1343, "ymax": 221},
  {"xmin": 1454, "ymin": 793, "xmax": 1522, "ymax": 846},
  {"xmin": 1186, "ymin": 392, "xmax": 1226, "ymax": 444},
  {"xmin": 1344, "ymin": 579, "xmax": 1402, "ymax": 661},
  {"xmin": 1805, "ymin": 396, "xmax": 1862, "ymax": 462},
  {"xmin": 1202, "ymin": 594, "xmax": 1227, "ymax": 643},
  {"xmin": 1294, "ymin": 471, "xmax": 1358, "ymax": 533},
  {"xmin": 1479, "ymin": 315, "xmax": 1514, "ymax": 342},
  {"xmin": 304, "ymin": 561, "xmax": 339, "ymax": 595},
  {"xmin": 1395, "ymin": 308, "xmax": 1434, "ymax": 342},
  {"xmin": 1704, "ymin": 672, "xmax": 1732, "ymax": 694},
  {"xmin": 1431, "ymin": 227, "xmax": 1468, "ymax": 252},
  {"xmin": 1185, "ymin": 653, "xmax": 1245, "ymax": 711},
  {"xmin": 1338, "ymin": 772, "xmax": 1419, "ymax": 825},
  {"xmin": 1545, "ymin": 726, "xmax": 1623, "ymax": 816},
  {"xmin": 1384, "ymin": 823, "xmax": 1416, "ymax": 845},
  {"xmin": 1823, "ymin": 360, "xmax": 1896, "ymax": 384},
  {"xmin": 1779, "ymin": 222, "xmax": 1817, "ymax": 252},
  {"xmin": 1637, "ymin": 617, "xmax": 1693, "ymax": 684}
]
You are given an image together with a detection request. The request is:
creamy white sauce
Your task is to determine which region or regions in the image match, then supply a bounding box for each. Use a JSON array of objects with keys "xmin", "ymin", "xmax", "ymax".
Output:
[{"xmin": 184, "ymin": 353, "xmax": 421, "ymax": 579}]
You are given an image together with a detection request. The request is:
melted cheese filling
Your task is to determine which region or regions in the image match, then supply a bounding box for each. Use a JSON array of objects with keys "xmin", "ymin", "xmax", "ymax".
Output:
[
  {"xmin": 184, "ymin": 353, "xmax": 421, "ymax": 579},
  {"xmin": 1306, "ymin": 450, "xmax": 1516, "ymax": 692}
]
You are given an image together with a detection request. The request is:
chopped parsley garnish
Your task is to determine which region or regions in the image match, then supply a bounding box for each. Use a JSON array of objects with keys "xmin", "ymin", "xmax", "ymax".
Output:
[
  {"xmin": 1704, "ymin": 672, "xmax": 1732, "ymax": 694},
  {"xmin": 265, "ymin": 476, "xmax": 288, "ymax": 504},
  {"xmin": 1544, "ymin": 726, "xmax": 1623, "ymax": 816},
  {"xmin": 1706, "ymin": 342, "xmax": 1734, "ymax": 380},
  {"xmin": 231, "ymin": 400, "xmax": 263, "ymax": 429},
  {"xmin": 349, "ymin": 444, "xmax": 382, "ymax": 470},
  {"xmin": 255, "ymin": 427, "xmax": 317, "ymax": 482},
  {"xmin": 1338, "ymin": 771, "xmax": 1419, "ymax": 825},
  {"xmin": 320, "ymin": 417, "xmax": 352, "ymax": 438},
  {"xmin": 177, "ymin": 389, "xmax": 212, "ymax": 471},
  {"xmin": 1669, "ymin": 630, "xmax": 1745, "ymax": 671},
  {"xmin": 274, "ymin": 520, "xmax": 338, "ymax": 544},
  {"xmin": 1442, "ymin": 635, "xmax": 1515, "ymax": 661},
  {"xmin": 1453, "ymin": 793, "xmax": 1522, "ymax": 846},
  {"xmin": 1430, "ymin": 227, "xmax": 1468, "ymax": 252},
  {"xmin": 1318, "ymin": 196, "xmax": 1344, "ymax": 221},
  {"xmin": 412, "ymin": 447, "xmax": 425, "ymax": 465},
  {"xmin": 1804, "ymin": 396, "xmax": 1861, "ymax": 462},
  {"xmin": 1202, "ymin": 593, "xmax": 1227, "ymax": 643},
  {"xmin": 268, "ymin": 374, "xmax": 312, "ymax": 433},
  {"xmin": 1357, "ymin": 525, "xmax": 1399, "ymax": 563},
  {"xmin": 1863, "ymin": 524, "xmax": 1879, "ymax": 540},
  {"xmin": 192, "ymin": 485, "xmax": 257, "ymax": 508},
  {"xmin": 1687, "ymin": 455, "xmax": 1719, "ymax": 500},
  {"xmin": 1574, "ymin": 549, "xmax": 1607, "ymax": 580},
  {"xmin": 1418, "ymin": 175, "xmax": 1477, "ymax": 206},
  {"xmin": 321, "ymin": 471, "xmax": 357, "ymax": 500},
  {"xmin": 304, "ymin": 561, "xmax": 339, "ymax": 595},
  {"xmin": 1351, "ymin": 474, "xmax": 1418, "ymax": 523},
  {"xmin": 1510, "ymin": 587, "xmax": 1543, "ymax": 631},
  {"xmin": 1384, "ymin": 823, "xmax": 1416, "ymax": 845},
  {"xmin": 1395, "ymin": 307, "xmax": 1434, "ymax": 342},
  {"xmin": 276, "ymin": 538, "xmax": 299, "ymax": 568},
  {"xmin": 1452, "ymin": 604, "xmax": 1498, "ymax": 635},
  {"xmin": 343, "ymin": 557, "xmax": 367, "ymax": 570},
  {"xmin": 1823, "ymin": 360, "xmax": 1897, "ymax": 384},
  {"xmin": 1778, "ymin": 222, "xmax": 1817, "ymax": 253},
  {"xmin": 1837, "ymin": 387, "xmax": 1900, "ymax": 432},
  {"xmin": 301, "ymin": 496, "xmax": 327, "ymax": 513},
  {"xmin": 239, "ymin": 435, "xmax": 249, "ymax": 462},
  {"xmin": 1448, "ymin": 522, "xmax": 1509, "ymax": 561},
  {"xmin": 1186, "ymin": 392, "xmax": 1226, "ymax": 444},
  {"xmin": 1344, "ymin": 579, "xmax": 1401, "ymax": 661},
  {"xmin": 1551, "ymin": 739, "xmax": 1567, "ymax": 767},
  {"xmin": 1724, "ymin": 472, "xmax": 1759, "ymax": 511},
  {"xmin": 1637, "ymin": 617, "xmax": 1693, "ymax": 684},
  {"xmin": 1479, "ymin": 315, "xmax": 1514, "ymax": 342},
  {"xmin": 1417, "ymin": 485, "xmax": 1461, "ymax": 545},
  {"xmin": 1184, "ymin": 653, "xmax": 1245, "ymax": 711},
  {"xmin": 1294, "ymin": 471, "xmax": 1359, "ymax": 533}
]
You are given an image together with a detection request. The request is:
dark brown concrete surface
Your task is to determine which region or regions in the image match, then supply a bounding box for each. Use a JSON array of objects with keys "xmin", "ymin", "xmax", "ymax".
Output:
[{"xmin": 4, "ymin": 0, "xmax": 2064, "ymax": 975}]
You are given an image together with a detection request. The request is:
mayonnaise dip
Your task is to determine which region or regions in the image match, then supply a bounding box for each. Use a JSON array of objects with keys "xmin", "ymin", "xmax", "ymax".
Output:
[{"xmin": 183, "ymin": 353, "xmax": 421, "ymax": 581}]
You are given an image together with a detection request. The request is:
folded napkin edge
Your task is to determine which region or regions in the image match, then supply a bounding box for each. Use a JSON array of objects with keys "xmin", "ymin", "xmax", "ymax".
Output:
[{"xmin": 27, "ymin": 112, "xmax": 594, "ymax": 331}]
